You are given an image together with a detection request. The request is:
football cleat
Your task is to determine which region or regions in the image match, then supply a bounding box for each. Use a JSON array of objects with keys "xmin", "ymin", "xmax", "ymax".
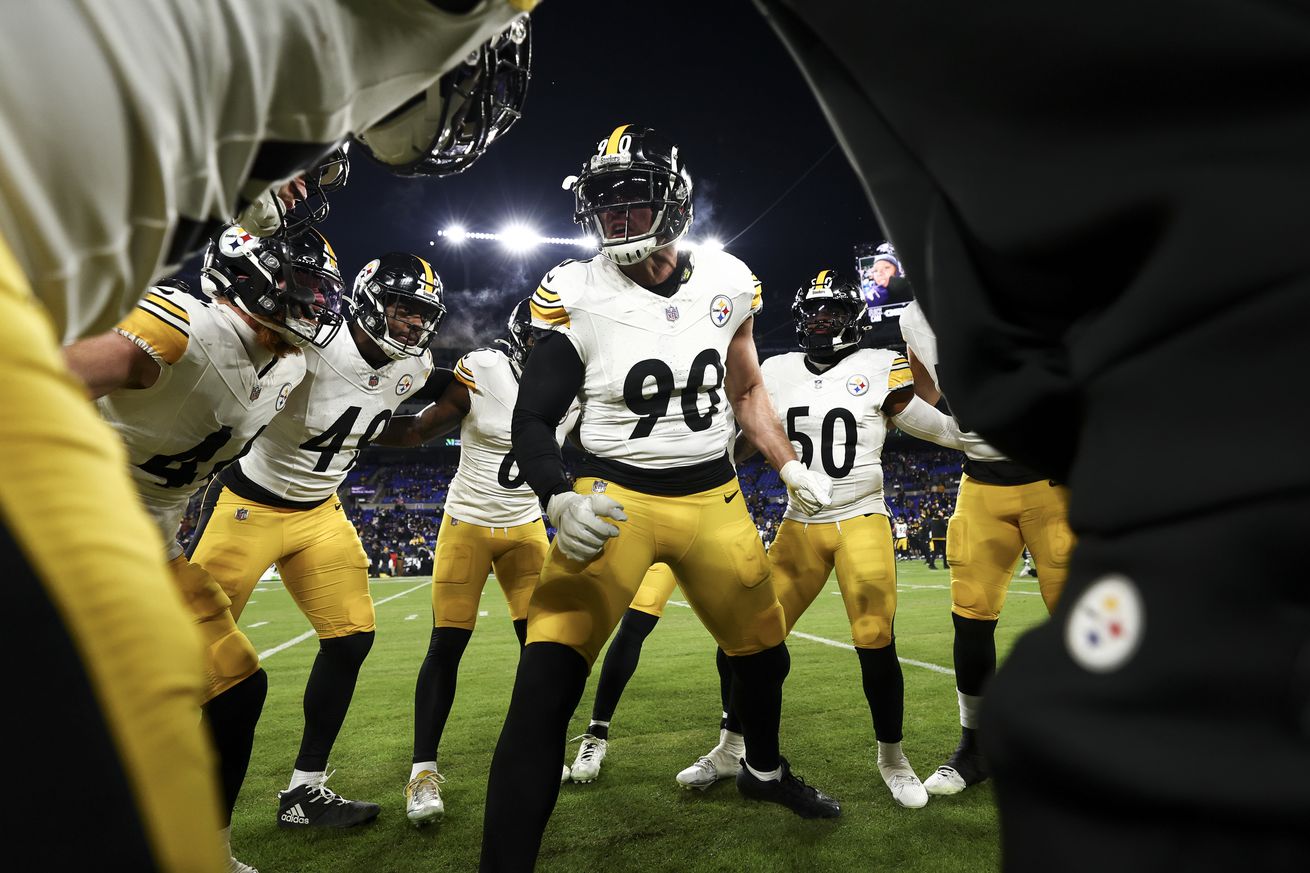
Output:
[
  {"xmin": 736, "ymin": 757, "xmax": 841, "ymax": 819},
  {"xmin": 561, "ymin": 763, "xmax": 571, "ymax": 784},
  {"xmin": 228, "ymin": 857, "xmax": 258, "ymax": 873},
  {"xmin": 277, "ymin": 771, "xmax": 381, "ymax": 829},
  {"xmin": 924, "ymin": 739, "xmax": 990, "ymax": 796},
  {"xmin": 569, "ymin": 734, "xmax": 607, "ymax": 783},
  {"xmin": 404, "ymin": 769, "xmax": 445, "ymax": 827},
  {"xmin": 878, "ymin": 756, "xmax": 929, "ymax": 808},
  {"xmin": 676, "ymin": 743, "xmax": 743, "ymax": 790}
]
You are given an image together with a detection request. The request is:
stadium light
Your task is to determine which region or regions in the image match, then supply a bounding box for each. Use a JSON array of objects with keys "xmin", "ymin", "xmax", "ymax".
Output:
[
  {"xmin": 499, "ymin": 224, "xmax": 540, "ymax": 252},
  {"xmin": 440, "ymin": 225, "xmax": 468, "ymax": 244},
  {"xmin": 703, "ymin": 237, "xmax": 725, "ymax": 252}
]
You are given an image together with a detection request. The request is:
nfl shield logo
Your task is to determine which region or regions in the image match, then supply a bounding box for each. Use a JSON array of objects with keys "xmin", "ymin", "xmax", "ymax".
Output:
[
  {"xmin": 665, "ymin": 305, "xmax": 680, "ymax": 322},
  {"xmin": 814, "ymin": 379, "xmax": 824, "ymax": 390},
  {"xmin": 592, "ymin": 480, "xmax": 608, "ymax": 494},
  {"xmin": 235, "ymin": 508, "xmax": 249, "ymax": 521},
  {"xmin": 368, "ymin": 374, "xmax": 380, "ymax": 388},
  {"xmin": 249, "ymin": 385, "xmax": 261, "ymax": 401}
]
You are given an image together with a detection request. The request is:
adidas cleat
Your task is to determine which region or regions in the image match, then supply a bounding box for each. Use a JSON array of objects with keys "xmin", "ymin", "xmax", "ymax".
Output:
[
  {"xmin": 736, "ymin": 757, "xmax": 840, "ymax": 819},
  {"xmin": 404, "ymin": 770, "xmax": 445, "ymax": 827},
  {"xmin": 924, "ymin": 738, "xmax": 990, "ymax": 796},
  {"xmin": 277, "ymin": 771, "xmax": 380, "ymax": 829},
  {"xmin": 878, "ymin": 756, "xmax": 928, "ymax": 808},
  {"xmin": 676, "ymin": 744, "xmax": 743, "ymax": 790},
  {"xmin": 569, "ymin": 734, "xmax": 607, "ymax": 783}
]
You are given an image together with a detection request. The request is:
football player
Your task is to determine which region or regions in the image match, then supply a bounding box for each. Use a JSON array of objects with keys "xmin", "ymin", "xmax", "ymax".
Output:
[
  {"xmin": 893, "ymin": 516, "xmax": 910, "ymax": 559},
  {"xmin": 63, "ymin": 225, "xmax": 344, "ymax": 872},
  {"xmin": 1, "ymin": 6, "xmax": 534, "ymax": 869},
  {"xmin": 372, "ymin": 298, "xmax": 576, "ymax": 826},
  {"xmin": 565, "ymin": 562, "xmax": 681, "ymax": 784},
  {"xmin": 677, "ymin": 270, "xmax": 1001, "ymax": 808},
  {"xmin": 482, "ymin": 124, "xmax": 840, "ymax": 872},
  {"xmin": 899, "ymin": 296, "xmax": 1073, "ymax": 796},
  {"xmin": 187, "ymin": 251, "xmax": 446, "ymax": 829}
]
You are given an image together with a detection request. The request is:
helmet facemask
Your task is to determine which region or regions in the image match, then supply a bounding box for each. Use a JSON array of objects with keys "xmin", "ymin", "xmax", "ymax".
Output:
[
  {"xmin": 353, "ymin": 16, "xmax": 530, "ymax": 178},
  {"xmin": 279, "ymin": 145, "xmax": 351, "ymax": 238}
]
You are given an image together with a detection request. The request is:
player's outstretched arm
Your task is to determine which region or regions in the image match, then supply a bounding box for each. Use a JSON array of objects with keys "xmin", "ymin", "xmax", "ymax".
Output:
[
  {"xmin": 726, "ymin": 317, "xmax": 831, "ymax": 513},
  {"xmin": 63, "ymin": 331, "xmax": 161, "ymax": 399},
  {"xmin": 905, "ymin": 348, "xmax": 941, "ymax": 407},
  {"xmin": 374, "ymin": 370, "xmax": 468, "ymax": 447},
  {"xmin": 883, "ymin": 388, "xmax": 1003, "ymax": 459}
]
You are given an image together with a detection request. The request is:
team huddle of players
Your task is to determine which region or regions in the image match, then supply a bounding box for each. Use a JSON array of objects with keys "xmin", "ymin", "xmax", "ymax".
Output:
[
  {"xmin": 60, "ymin": 116, "xmax": 1073, "ymax": 873},
  {"xmin": 0, "ymin": 6, "xmax": 1074, "ymax": 870}
]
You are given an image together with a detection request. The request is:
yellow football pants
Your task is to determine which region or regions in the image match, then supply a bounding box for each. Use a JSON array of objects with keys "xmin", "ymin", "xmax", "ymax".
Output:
[
  {"xmin": 527, "ymin": 478, "xmax": 785, "ymax": 666},
  {"xmin": 0, "ymin": 234, "xmax": 223, "ymax": 871},
  {"xmin": 431, "ymin": 514, "xmax": 548, "ymax": 630},
  {"xmin": 768, "ymin": 513, "xmax": 898, "ymax": 648},
  {"xmin": 166, "ymin": 555, "xmax": 260, "ymax": 702},
  {"xmin": 946, "ymin": 474, "xmax": 1075, "ymax": 620},
  {"xmin": 190, "ymin": 487, "xmax": 374, "ymax": 638},
  {"xmin": 629, "ymin": 562, "xmax": 680, "ymax": 618}
]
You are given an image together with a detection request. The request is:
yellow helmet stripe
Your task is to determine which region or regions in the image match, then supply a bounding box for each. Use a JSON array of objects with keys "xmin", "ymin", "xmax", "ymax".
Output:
[
  {"xmin": 604, "ymin": 124, "xmax": 632, "ymax": 156},
  {"xmin": 420, "ymin": 257, "xmax": 434, "ymax": 291},
  {"xmin": 814, "ymin": 269, "xmax": 831, "ymax": 288}
]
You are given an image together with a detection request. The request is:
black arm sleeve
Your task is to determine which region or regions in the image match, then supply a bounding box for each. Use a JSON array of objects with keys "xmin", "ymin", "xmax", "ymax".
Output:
[{"xmin": 511, "ymin": 332, "xmax": 584, "ymax": 502}]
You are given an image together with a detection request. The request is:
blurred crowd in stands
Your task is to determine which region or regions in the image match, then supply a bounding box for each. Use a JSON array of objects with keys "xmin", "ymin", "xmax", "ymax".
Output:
[{"xmin": 176, "ymin": 442, "xmax": 966, "ymax": 577}]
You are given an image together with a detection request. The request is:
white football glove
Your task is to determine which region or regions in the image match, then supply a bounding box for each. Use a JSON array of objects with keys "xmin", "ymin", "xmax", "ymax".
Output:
[
  {"xmin": 546, "ymin": 491, "xmax": 627, "ymax": 563},
  {"xmin": 779, "ymin": 460, "xmax": 832, "ymax": 516},
  {"xmin": 234, "ymin": 189, "xmax": 283, "ymax": 237}
]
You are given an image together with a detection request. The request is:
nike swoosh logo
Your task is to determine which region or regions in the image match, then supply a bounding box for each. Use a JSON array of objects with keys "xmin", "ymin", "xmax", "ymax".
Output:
[{"xmin": 724, "ymin": 490, "xmax": 738, "ymax": 503}]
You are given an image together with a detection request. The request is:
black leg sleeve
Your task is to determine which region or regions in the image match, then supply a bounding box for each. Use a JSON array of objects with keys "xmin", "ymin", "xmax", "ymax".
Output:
[
  {"xmin": 856, "ymin": 643, "xmax": 905, "ymax": 743},
  {"xmin": 726, "ymin": 643, "xmax": 790, "ymax": 773},
  {"xmin": 716, "ymin": 646, "xmax": 743, "ymax": 734},
  {"xmin": 203, "ymin": 668, "xmax": 268, "ymax": 823},
  {"xmin": 590, "ymin": 608, "xmax": 659, "ymax": 731},
  {"xmin": 412, "ymin": 626, "xmax": 472, "ymax": 764},
  {"xmin": 953, "ymin": 613, "xmax": 999, "ymax": 697},
  {"xmin": 512, "ymin": 618, "xmax": 528, "ymax": 648},
  {"xmin": 481, "ymin": 642, "xmax": 589, "ymax": 873},
  {"xmin": 294, "ymin": 631, "xmax": 374, "ymax": 772}
]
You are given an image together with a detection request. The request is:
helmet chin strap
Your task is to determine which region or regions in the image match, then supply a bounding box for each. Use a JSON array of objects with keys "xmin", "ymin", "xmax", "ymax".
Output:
[
  {"xmin": 233, "ymin": 296, "xmax": 311, "ymax": 348},
  {"xmin": 361, "ymin": 322, "xmax": 411, "ymax": 361}
]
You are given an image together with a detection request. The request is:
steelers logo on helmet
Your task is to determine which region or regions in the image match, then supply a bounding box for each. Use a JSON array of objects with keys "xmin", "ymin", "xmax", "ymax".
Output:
[
  {"xmin": 571, "ymin": 124, "xmax": 694, "ymax": 265},
  {"xmin": 353, "ymin": 15, "xmax": 531, "ymax": 178},
  {"xmin": 792, "ymin": 268, "xmax": 871, "ymax": 356},
  {"xmin": 201, "ymin": 224, "xmax": 345, "ymax": 349},
  {"xmin": 346, "ymin": 252, "xmax": 447, "ymax": 360}
]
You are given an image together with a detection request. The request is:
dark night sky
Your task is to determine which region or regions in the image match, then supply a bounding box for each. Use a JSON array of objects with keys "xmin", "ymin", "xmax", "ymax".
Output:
[{"xmin": 302, "ymin": 0, "xmax": 882, "ymax": 362}]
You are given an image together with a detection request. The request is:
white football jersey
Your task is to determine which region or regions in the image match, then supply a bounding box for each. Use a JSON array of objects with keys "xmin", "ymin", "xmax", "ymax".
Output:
[
  {"xmin": 894, "ymin": 520, "xmax": 908, "ymax": 538},
  {"xmin": 530, "ymin": 250, "xmax": 762, "ymax": 472},
  {"xmin": 233, "ymin": 326, "xmax": 432, "ymax": 504},
  {"xmin": 0, "ymin": 0, "xmax": 532, "ymax": 342},
  {"xmin": 898, "ymin": 299, "xmax": 1004, "ymax": 463},
  {"xmin": 444, "ymin": 347, "xmax": 576, "ymax": 527},
  {"xmin": 762, "ymin": 348, "xmax": 913, "ymax": 523},
  {"xmin": 98, "ymin": 287, "xmax": 307, "ymax": 558}
]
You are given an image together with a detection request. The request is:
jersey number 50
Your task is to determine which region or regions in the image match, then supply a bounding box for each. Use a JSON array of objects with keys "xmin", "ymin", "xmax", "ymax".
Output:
[{"xmin": 786, "ymin": 406, "xmax": 856, "ymax": 479}]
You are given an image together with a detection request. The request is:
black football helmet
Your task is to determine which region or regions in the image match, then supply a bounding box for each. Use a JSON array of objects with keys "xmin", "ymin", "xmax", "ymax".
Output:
[
  {"xmin": 346, "ymin": 253, "xmax": 446, "ymax": 359},
  {"xmin": 279, "ymin": 143, "xmax": 351, "ymax": 238},
  {"xmin": 571, "ymin": 124, "xmax": 693, "ymax": 265},
  {"xmin": 201, "ymin": 225, "xmax": 345, "ymax": 348},
  {"xmin": 353, "ymin": 16, "xmax": 531, "ymax": 177},
  {"xmin": 792, "ymin": 269, "xmax": 871, "ymax": 355},
  {"xmin": 499, "ymin": 297, "xmax": 535, "ymax": 371}
]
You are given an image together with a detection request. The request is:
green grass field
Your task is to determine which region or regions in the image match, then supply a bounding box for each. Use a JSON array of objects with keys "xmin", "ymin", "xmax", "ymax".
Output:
[{"xmin": 230, "ymin": 561, "xmax": 1046, "ymax": 872}]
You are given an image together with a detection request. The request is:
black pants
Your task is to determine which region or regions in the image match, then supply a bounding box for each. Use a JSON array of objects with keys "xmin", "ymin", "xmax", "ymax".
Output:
[{"xmin": 983, "ymin": 493, "xmax": 1310, "ymax": 871}]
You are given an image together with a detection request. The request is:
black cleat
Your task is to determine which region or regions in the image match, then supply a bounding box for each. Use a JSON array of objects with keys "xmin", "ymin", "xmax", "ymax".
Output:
[
  {"xmin": 277, "ymin": 773, "xmax": 381, "ymax": 829},
  {"xmin": 736, "ymin": 756, "xmax": 840, "ymax": 819},
  {"xmin": 924, "ymin": 732, "xmax": 990, "ymax": 796}
]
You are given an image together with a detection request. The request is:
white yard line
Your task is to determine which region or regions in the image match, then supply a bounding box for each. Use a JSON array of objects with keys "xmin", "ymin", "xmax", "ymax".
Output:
[
  {"xmin": 258, "ymin": 581, "xmax": 428, "ymax": 661},
  {"xmin": 247, "ymin": 621, "xmax": 268, "ymax": 629},
  {"xmin": 666, "ymin": 600, "xmax": 954, "ymax": 676}
]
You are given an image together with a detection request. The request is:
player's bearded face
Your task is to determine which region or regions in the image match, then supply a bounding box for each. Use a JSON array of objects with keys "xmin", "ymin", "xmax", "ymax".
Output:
[{"xmin": 384, "ymin": 298, "xmax": 439, "ymax": 348}]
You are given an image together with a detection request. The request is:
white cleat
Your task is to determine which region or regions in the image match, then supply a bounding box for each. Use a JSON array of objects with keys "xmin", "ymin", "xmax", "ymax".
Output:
[
  {"xmin": 404, "ymin": 769, "xmax": 445, "ymax": 827},
  {"xmin": 879, "ymin": 756, "xmax": 929, "ymax": 808},
  {"xmin": 923, "ymin": 765, "xmax": 969, "ymax": 796},
  {"xmin": 561, "ymin": 763, "xmax": 571, "ymax": 783},
  {"xmin": 228, "ymin": 858, "xmax": 259, "ymax": 873},
  {"xmin": 675, "ymin": 743, "xmax": 743, "ymax": 790},
  {"xmin": 569, "ymin": 734, "xmax": 607, "ymax": 783}
]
